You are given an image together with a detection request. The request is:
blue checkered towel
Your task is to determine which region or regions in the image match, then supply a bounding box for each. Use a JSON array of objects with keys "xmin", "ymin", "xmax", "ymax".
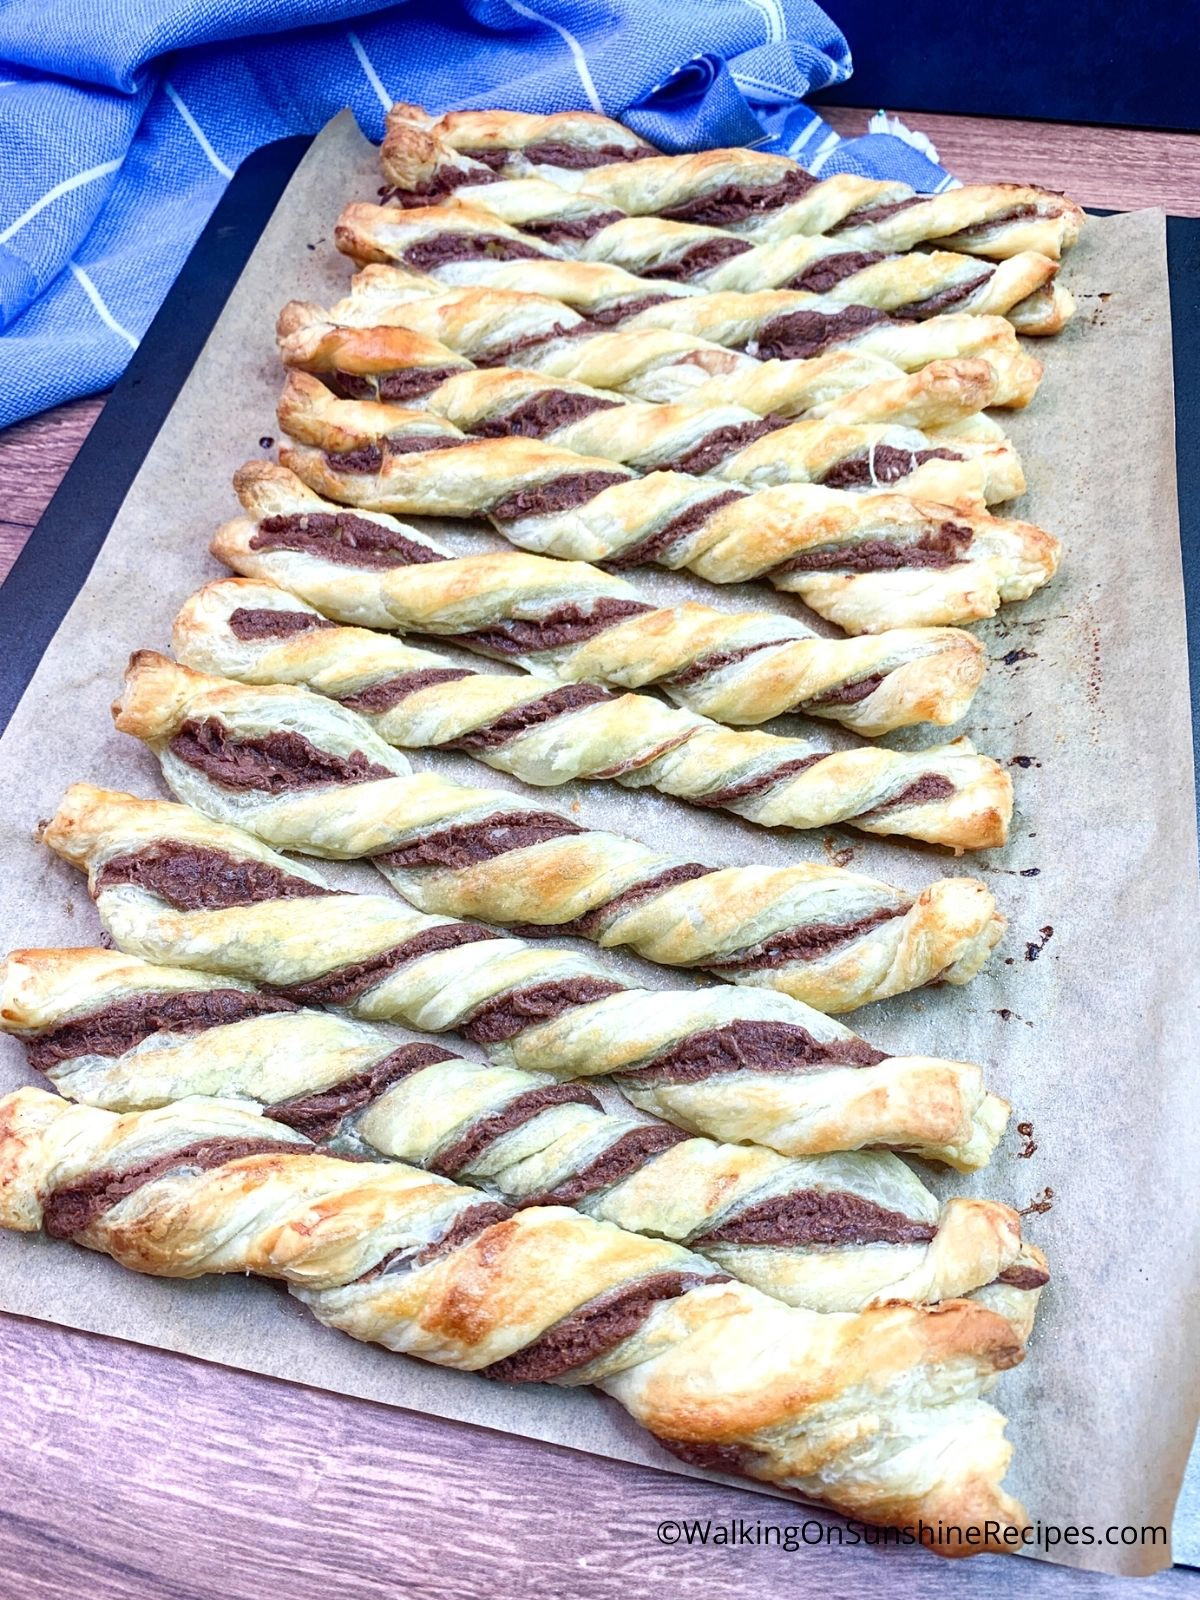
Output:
[{"xmin": 0, "ymin": 0, "xmax": 952, "ymax": 430}]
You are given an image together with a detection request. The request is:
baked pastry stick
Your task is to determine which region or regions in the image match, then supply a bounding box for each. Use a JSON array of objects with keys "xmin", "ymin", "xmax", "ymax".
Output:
[
  {"xmin": 277, "ymin": 304, "xmax": 1026, "ymax": 507},
  {"xmin": 114, "ymin": 653, "xmax": 1006, "ymax": 1016},
  {"xmin": 327, "ymin": 238, "xmax": 1045, "ymax": 410},
  {"xmin": 0, "ymin": 1084, "xmax": 1032, "ymax": 1550},
  {"xmin": 349, "ymin": 180, "xmax": 1072, "ymax": 334},
  {"xmin": 215, "ymin": 464, "xmax": 988, "ymax": 737},
  {"xmin": 40, "ymin": 786, "xmax": 1009, "ymax": 1169},
  {"xmin": 1, "ymin": 947, "xmax": 1047, "ymax": 1323},
  {"xmin": 290, "ymin": 270, "xmax": 1018, "ymax": 430},
  {"xmin": 277, "ymin": 375, "xmax": 1058, "ymax": 632},
  {"xmin": 174, "ymin": 577, "xmax": 1013, "ymax": 851},
  {"xmin": 383, "ymin": 102, "xmax": 1084, "ymax": 261}
]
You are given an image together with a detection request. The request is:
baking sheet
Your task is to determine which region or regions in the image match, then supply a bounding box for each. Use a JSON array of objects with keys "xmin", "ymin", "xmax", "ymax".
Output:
[{"xmin": 0, "ymin": 113, "xmax": 1197, "ymax": 1578}]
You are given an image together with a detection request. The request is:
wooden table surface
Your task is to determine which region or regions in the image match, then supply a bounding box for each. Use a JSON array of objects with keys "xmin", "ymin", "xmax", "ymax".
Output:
[{"xmin": 2, "ymin": 111, "xmax": 1199, "ymax": 1598}]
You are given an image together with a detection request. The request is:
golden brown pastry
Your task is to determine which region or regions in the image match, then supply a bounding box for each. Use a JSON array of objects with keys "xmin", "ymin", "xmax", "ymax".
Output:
[
  {"xmin": 173, "ymin": 576, "xmax": 1013, "ymax": 850},
  {"xmin": 112, "ymin": 651, "xmax": 1007, "ymax": 1015},
  {"xmin": 0, "ymin": 946, "xmax": 1046, "ymax": 1317},
  {"xmin": 40, "ymin": 786, "xmax": 1010, "ymax": 1169},
  {"xmin": 381, "ymin": 104, "xmax": 1084, "ymax": 263},
  {"xmin": 213, "ymin": 462, "xmax": 989, "ymax": 737},
  {"xmin": 0, "ymin": 1082, "xmax": 1032, "ymax": 1551}
]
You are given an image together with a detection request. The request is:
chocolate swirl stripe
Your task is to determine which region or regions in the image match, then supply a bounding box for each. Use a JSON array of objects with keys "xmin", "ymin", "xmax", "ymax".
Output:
[
  {"xmin": 339, "ymin": 182, "xmax": 1070, "ymax": 339},
  {"xmin": 276, "ymin": 306, "xmax": 1028, "ymax": 511},
  {"xmin": 0, "ymin": 946, "xmax": 1047, "ymax": 1324},
  {"xmin": 379, "ymin": 104, "xmax": 1082, "ymax": 265},
  {"xmin": 316, "ymin": 249, "xmax": 1046, "ymax": 413},
  {"xmin": 273, "ymin": 373, "xmax": 1058, "ymax": 633},
  {"xmin": 113, "ymin": 652, "xmax": 1007, "ymax": 1017},
  {"xmin": 40, "ymin": 786, "xmax": 1010, "ymax": 1170},
  {"xmin": 213, "ymin": 461, "xmax": 988, "ymax": 739},
  {"xmin": 0, "ymin": 1084, "xmax": 1034, "ymax": 1551},
  {"xmin": 175, "ymin": 576, "xmax": 1013, "ymax": 852}
]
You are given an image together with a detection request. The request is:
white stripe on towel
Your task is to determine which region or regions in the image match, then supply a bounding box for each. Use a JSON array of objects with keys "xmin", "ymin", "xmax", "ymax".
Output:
[
  {"xmin": 70, "ymin": 264, "xmax": 140, "ymax": 350},
  {"xmin": 347, "ymin": 32, "xmax": 392, "ymax": 111},
  {"xmin": 504, "ymin": 0, "xmax": 604, "ymax": 113},
  {"xmin": 163, "ymin": 82, "xmax": 234, "ymax": 179},
  {"xmin": 0, "ymin": 158, "xmax": 122, "ymax": 246}
]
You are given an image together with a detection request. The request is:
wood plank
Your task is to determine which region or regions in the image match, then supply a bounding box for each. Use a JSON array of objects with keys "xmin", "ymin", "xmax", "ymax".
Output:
[{"xmin": 821, "ymin": 108, "xmax": 1200, "ymax": 215}]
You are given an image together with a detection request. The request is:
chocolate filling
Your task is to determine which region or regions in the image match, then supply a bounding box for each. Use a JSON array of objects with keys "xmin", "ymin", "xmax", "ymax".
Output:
[
  {"xmin": 44, "ymin": 1137, "xmax": 305, "ymax": 1239},
  {"xmin": 655, "ymin": 418, "xmax": 786, "ymax": 477},
  {"xmin": 330, "ymin": 367, "xmax": 465, "ymax": 403},
  {"xmin": 273, "ymin": 924, "xmax": 505, "ymax": 1006},
  {"xmin": 490, "ymin": 471, "xmax": 630, "ymax": 521},
  {"xmin": 667, "ymin": 638, "xmax": 791, "ymax": 688},
  {"xmin": 26, "ymin": 988, "xmax": 298, "ymax": 1072},
  {"xmin": 463, "ymin": 598, "xmax": 654, "ymax": 656},
  {"xmin": 801, "ymin": 672, "xmax": 886, "ymax": 708},
  {"xmin": 253, "ymin": 512, "xmax": 446, "ymax": 569},
  {"xmin": 458, "ymin": 147, "xmax": 511, "ymax": 171},
  {"xmin": 690, "ymin": 755, "xmax": 823, "ymax": 809},
  {"xmin": 830, "ymin": 197, "xmax": 924, "ymax": 233},
  {"xmin": 710, "ymin": 907, "xmax": 909, "ymax": 971},
  {"xmin": 625, "ymin": 1019, "xmax": 887, "ymax": 1086},
  {"xmin": 654, "ymin": 1439, "xmax": 767, "ymax": 1477},
  {"xmin": 520, "ymin": 140, "xmax": 657, "ymax": 169},
  {"xmin": 639, "ymin": 237, "xmax": 753, "ymax": 282},
  {"xmin": 523, "ymin": 1124, "xmax": 687, "ymax": 1207},
  {"xmin": 170, "ymin": 718, "xmax": 395, "ymax": 794},
  {"xmin": 952, "ymin": 202, "xmax": 1044, "ymax": 234},
  {"xmin": 777, "ymin": 521, "xmax": 974, "ymax": 574},
  {"xmin": 325, "ymin": 436, "xmax": 460, "ymax": 473},
  {"xmin": 451, "ymin": 683, "xmax": 612, "ymax": 750},
  {"xmin": 904, "ymin": 271, "xmax": 994, "ymax": 318},
  {"xmin": 461, "ymin": 978, "xmax": 626, "ymax": 1044},
  {"xmin": 587, "ymin": 294, "xmax": 674, "ymax": 326},
  {"xmin": 604, "ymin": 489, "xmax": 746, "ymax": 569},
  {"xmin": 376, "ymin": 810, "xmax": 585, "ymax": 872},
  {"xmin": 430, "ymin": 1083, "xmax": 603, "ymax": 1176},
  {"xmin": 819, "ymin": 446, "xmax": 963, "ymax": 491},
  {"xmin": 520, "ymin": 211, "xmax": 623, "ymax": 245},
  {"xmin": 513, "ymin": 863, "xmax": 715, "ymax": 941},
  {"xmin": 861, "ymin": 774, "xmax": 956, "ymax": 815},
  {"xmin": 402, "ymin": 233, "xmax": 546, "ymax": 272},
  {"xmin": 378, "ymin": 167, "xmax": 499, "ymax": 207},
  {"xmin": 338, "ymin": 667, "xmax": 475, "ymax": 715},
  {"xmin": 355, "ymin": 1201, "xmax": 516, "ymax": 1281},
  {"xmin": 229, "ymin": 607, "xmax": 338, "ymax": 641},
  {"xmin": 95, "ymin": 843, "xmax": 331, "ymax": 913},
  {"xmin": 695, "ymin": 1188, "xmax": 936, "ymax": 1247},
  {"xmin": 473, "ymin": 391, "xmax": 621, "ymax": 441},
  {"xmin": 996, "ymin": 1263, "xmax": 1051, "ymax": 1290},
  {"xmin": 752, "ymin": 304, "xmax": 898, "ymax": 362},
  {"xmin": 659, "ymin": 169, "xmax": 816, "ymax": 226},
  {"xmin": 785, "ymin": 250, "xmax": 887, "ymax": 292},
  {"xmin": 474, "ymin": 321, "xmax": 597, "ymax": 369},
  {"xmin": 481, "ymin": 1269, "xmax": 718, "ymax": 1383},
  {"xmin": 266, "ymin": 1044, "xmax": 459, "ymax": 1141}
]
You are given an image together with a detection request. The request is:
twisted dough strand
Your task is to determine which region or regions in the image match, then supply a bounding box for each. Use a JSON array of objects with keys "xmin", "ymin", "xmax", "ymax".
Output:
[
  {"xmin": 174, "ymin": 576, "xmax": 1013, "ymax": 850},
  {"xmin": 0, "ymin": 1084, "xmax": 1030, "ymax": 1548},
  {"xmin": 380, "ymin": 104, "xmax": 1084, "ymax": 263},
  {"xmin": 113, "ymin": 652, "xmax": 1007, "ymax": 1014},
  {"xmin": 276, "ymin": 371, "xmax": 1057, "ymax": 632},
  {"xmin": 214, "ymin": 463, "xmax": 989, "ymax": 737},
  {"xmin": 0, "ymin": 947, "xmax": 1045, "ymax": 1320},
  {"xmin": 40, "ymin": 786, "xmax": 1009, "ymax": 1169}
]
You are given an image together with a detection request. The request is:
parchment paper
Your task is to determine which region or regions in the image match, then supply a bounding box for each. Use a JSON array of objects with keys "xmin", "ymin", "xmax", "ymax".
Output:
[{"xmin": 1, "ymin": 114, "xmax": 1198, "ymax": 1578}]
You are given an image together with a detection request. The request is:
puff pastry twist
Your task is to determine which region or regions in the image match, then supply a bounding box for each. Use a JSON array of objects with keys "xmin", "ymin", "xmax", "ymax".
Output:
[
  {"xmin": 214, "ymin": 463, "xmax": 988, "ymax": 736},
  {"xmin": 276, "ymin": 372, "xmax": 1057, "ymax": 632},
  {"xmin": 324, "ymin": 244, "xmax": 1046, "ymax": 409},
  {"xmin": 174, "ymin": 576, "xmax": 1012, "ymax": 850},
  {"xmin": 0, "ymin": 947, "xmax": 1046, "ymax": 1322},
  {"xmin": 382, "ymin": 103, "xmax": 1083, "ymax": 262},
  {"xmin": 113, "ymin": 652, "xmax": 1006, "ymax": 1015},
  {"xmin": 0, "ymin": 1083, "xmax": 1031, "ymax": 1548},
  {"xmin": 277, "ymin": 299, "xmax": 1025, "ymax": 507},
  {"xmin": 41, "ymin": 786, "xmax": 1009, "ymax": 1168}
]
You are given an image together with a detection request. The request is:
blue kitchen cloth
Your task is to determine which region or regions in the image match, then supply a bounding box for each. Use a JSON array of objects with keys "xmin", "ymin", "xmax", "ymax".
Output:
[{"xmin": 0, "ymin": 0, "xmax": 953, "ymax": 430}]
